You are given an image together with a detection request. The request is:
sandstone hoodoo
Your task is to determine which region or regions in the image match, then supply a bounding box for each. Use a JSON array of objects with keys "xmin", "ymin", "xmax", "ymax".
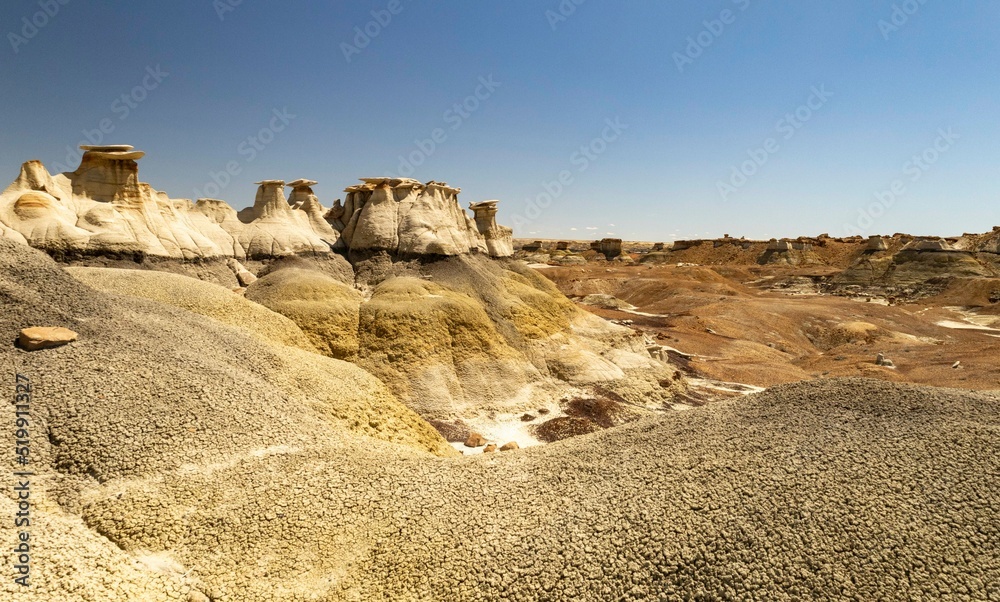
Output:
[
  {"xmin": 333, "ymin": 178, "xmax": 513, "ymax": 259},
  {"xmin": 469, "ymin": 200, "xmax": 514, "ymax": 258},
  {"xmin": 0, "ymin": 149, "xmax": 515, "ymax": 262},
  {"xmin": 599, "ymin": 237, "xmax": 623, "ymax": 259}
]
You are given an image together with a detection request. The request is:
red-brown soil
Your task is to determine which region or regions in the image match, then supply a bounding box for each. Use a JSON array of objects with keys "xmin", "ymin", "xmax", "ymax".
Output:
[{"xmin": 541, "ymin": 261, "xmax": 1000, "ymax": 391}]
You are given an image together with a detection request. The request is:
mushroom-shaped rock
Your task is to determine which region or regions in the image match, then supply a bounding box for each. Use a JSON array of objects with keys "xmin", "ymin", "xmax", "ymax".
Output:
[
  {"xmin": 237, "ymin": 181, "xmax": 288, "ymax": 223},
  {"xmin": 903, "ymin": 238, "xmax": 951, "ymax": 251},
  {"xmin": 71, "ymin": 145, "xmax": 145, "ymax": 202},
  {"xmin": 469, "ymin": 200, "xmax": 514, "ymax": 258},
  {"xmin": 286, "ymin": 179, "xmax": 326, "ymax": 216}
]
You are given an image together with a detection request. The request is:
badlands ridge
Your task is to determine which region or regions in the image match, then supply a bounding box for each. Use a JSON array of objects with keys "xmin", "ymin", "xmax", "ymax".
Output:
[{"xmin": 0, "ymin": 145, "xmax": 513, "ymax": 260}]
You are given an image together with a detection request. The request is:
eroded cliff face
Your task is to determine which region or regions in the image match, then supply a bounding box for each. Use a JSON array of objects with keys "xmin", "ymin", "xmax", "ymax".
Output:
[
  {"xmin": 332, "ymin": 178, "xmax": 512, "ymax": 258},
  {"xmin": 830, "ymin": 236, "xmax": 999, "ymax": 297},
  {"xmin": 0, "ymin": 148, "xmax": 514, "ymax": 260}
]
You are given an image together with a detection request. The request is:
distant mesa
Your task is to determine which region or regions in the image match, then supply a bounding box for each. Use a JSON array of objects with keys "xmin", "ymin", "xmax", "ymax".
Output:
[{"xmin": 0, "ymin": 145, "xmax": 513, "ymax": 260}]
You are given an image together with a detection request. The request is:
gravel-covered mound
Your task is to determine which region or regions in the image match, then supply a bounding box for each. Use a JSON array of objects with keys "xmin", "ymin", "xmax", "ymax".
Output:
[
  {"xmin": 2, "ymin": 239, "xmax": 998, "ymax": 600},
  {"xmin": 244, "ymin": 267, "xmax": 363, "ymax": 360},
  {"xmin": 65, "ymin": 266, "xmax": 318, "ymax": 352}
]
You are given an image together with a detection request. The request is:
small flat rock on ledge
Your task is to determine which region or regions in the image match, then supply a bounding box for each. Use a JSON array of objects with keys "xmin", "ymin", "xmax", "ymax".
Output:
[{"xmin": 18, "ymin": 326, "xmax": 78, "ymax": 350}]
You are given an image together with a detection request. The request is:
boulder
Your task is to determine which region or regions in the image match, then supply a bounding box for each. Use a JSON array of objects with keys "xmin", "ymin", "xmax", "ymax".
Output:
[
  {"xmin": 875, "ymin": 353, "xmax": 895, "ymax": 368},
  {"xmin": 226, "ymin": 258, "xmax": 257, "ymax": 286},
  {"xmin": 483, "ymin": 444, "xmax": 497, "ymax": 453},
  {"xmin": 499, "ymin": 441, "xmax": 520, "ymax": 452},
  {"xmin": 464, "ymin": 432, "xmax": 487, "ymax": 447},
  {"xmin": 18, "ymin": 326, "xmax": 78, "ymax": 350}
]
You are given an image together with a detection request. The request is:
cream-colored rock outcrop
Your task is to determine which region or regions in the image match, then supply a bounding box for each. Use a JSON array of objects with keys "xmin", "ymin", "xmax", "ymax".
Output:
[
  {"xmin": 0, "ymin": 150, "xmax": 513, "ymax": 260},
  {"xmin": 334, "ymin": 178, "xmax": 512, "ymax": 258},
  {"xmin": 470, "ymin": 200, "xmax": 514, "ymax": 257},
  {"xmin": 0, "ymin": 148, "xmax": 341, "ymax": 259}
]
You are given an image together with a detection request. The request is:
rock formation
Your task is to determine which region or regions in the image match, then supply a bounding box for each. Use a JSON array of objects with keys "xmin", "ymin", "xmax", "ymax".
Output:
[
  {"xmin": 832, "ymin": 234, "xmax": 997, "ymax": 297},
  {"xmin": 767, "ymin": 238, "xmax": 793, "ymax": 251},
  {"xmin": 598, "ymin": 237, "xmax": 623, "ymax": 258},
  {"xmin": 237, "ymin": 252, "xmax": 681, "ymax": 422},
  {"xmin": 867, "ymin": 235, "xmax": 889, "ymax": 252},
  {"xmin": 469, "ymin": 200, "xmax": 514, "ymax": 257},
  {"xmin": 0, "ymin": 148, "xmax": 513, "ymax": 260},
  {"xmin": 903, "ymin": 237, "xmax": 952, "ymax": 252},
  {"xmin": 333, "ymin": 178, "xmax": 512, "ymax": 258}
]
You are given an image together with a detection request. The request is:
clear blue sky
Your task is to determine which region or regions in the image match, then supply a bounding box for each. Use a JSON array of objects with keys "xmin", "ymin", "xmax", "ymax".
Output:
[{"xmin": 1, "ymin": 1, "xmax": 996, "ymax": 240}]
